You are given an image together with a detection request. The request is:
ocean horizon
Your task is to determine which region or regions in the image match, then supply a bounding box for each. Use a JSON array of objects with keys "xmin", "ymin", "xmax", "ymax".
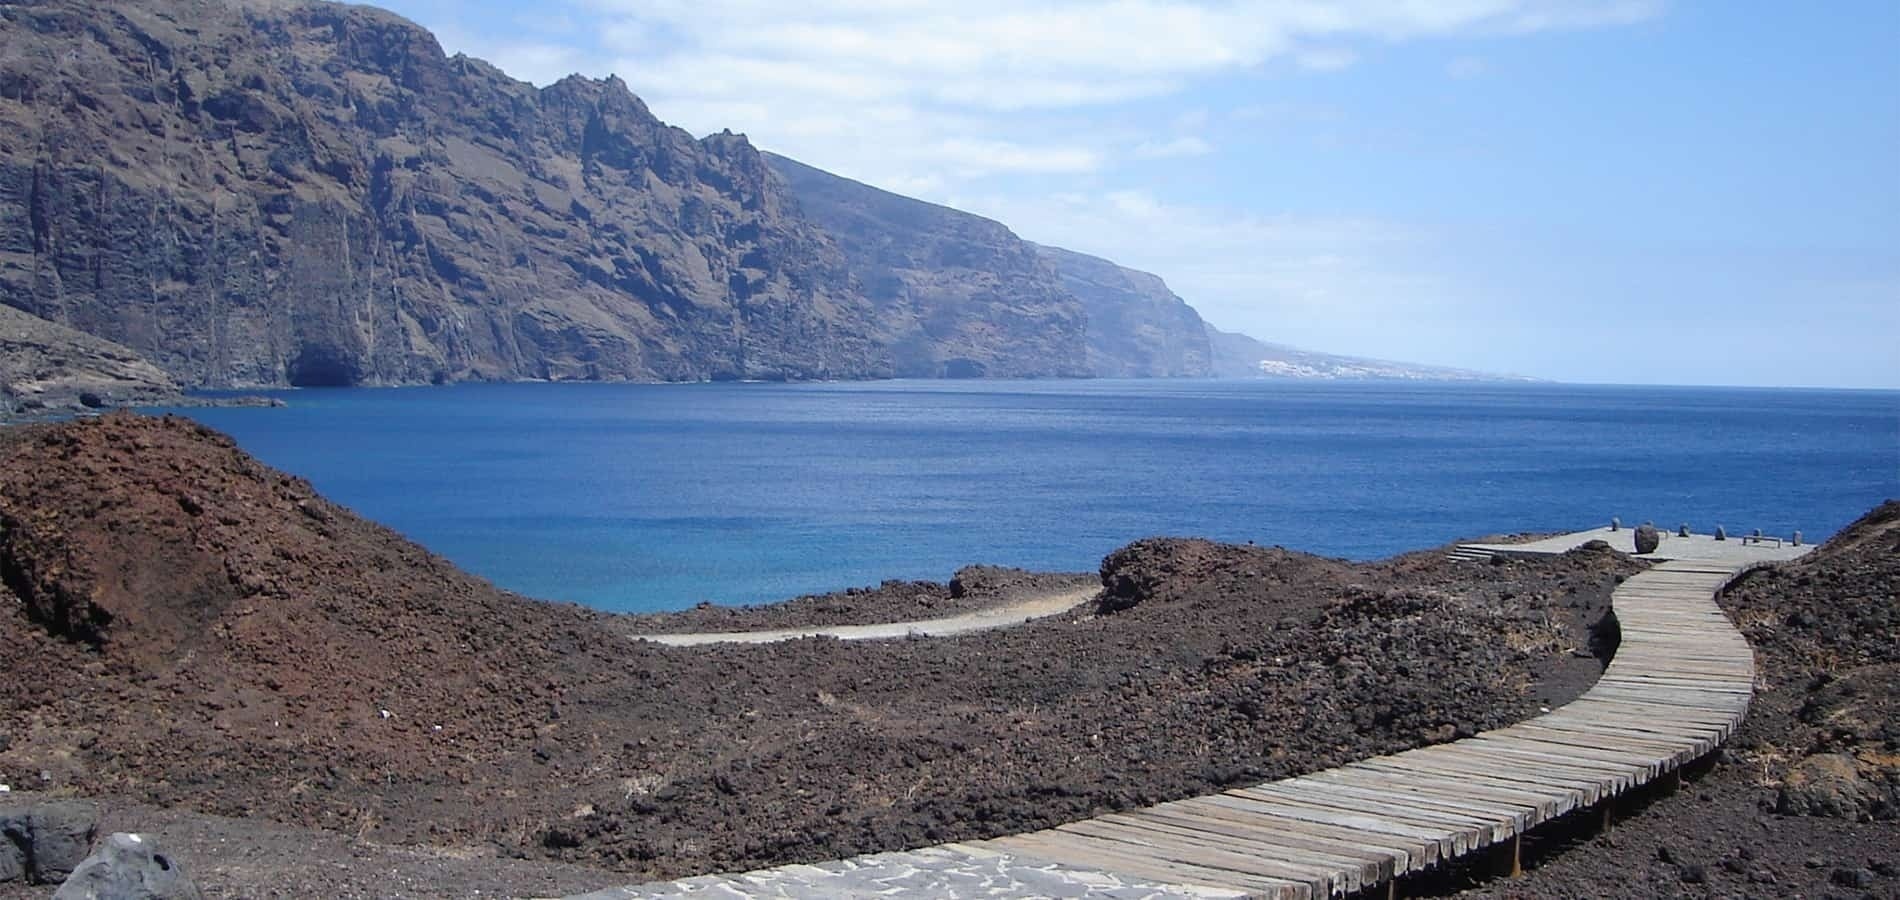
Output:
[{"xmin": 163, "ymin": 378, "xmax": 1899, "ymax": 614}]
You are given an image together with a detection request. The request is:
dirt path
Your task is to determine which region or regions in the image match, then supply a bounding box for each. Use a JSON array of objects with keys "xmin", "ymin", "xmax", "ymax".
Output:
[{"xmin": 631, "ymin": 586, "xmax": 1099, "ymax": 646}]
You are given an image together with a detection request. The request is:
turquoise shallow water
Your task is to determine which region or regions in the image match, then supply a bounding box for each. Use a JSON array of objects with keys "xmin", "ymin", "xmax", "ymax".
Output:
[{"xmin": 165, "ymin": 380, "xmax": 1899, "ymax": 613}]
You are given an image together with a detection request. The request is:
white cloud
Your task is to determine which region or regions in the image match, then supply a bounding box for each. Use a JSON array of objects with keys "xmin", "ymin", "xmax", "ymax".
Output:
[
  {"xmin": 1294, "ymin": 48, "xmax": 1359, "ymax": 71},
  {"xmin": 933, "ymin": 138, "xmax": 1104, "ymax": 175},
  {"xmin": 957, "ymin": 188, "xmax": 1464, "ymax": 355},
  {"xmin": 412, "ymin": 0, "xmax": 1663, "ymax": 188},
  {"xmin": 1132, "ymin": 136, "xmax": 1213, "ymax": 159}
]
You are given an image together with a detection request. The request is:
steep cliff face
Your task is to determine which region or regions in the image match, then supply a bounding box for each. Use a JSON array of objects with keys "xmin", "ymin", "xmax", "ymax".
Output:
[
  {"xmin": 763, "ymin": 154, "xmax": 1089, "ymax": 379},
  {"xmin": 0, "ymin": 0, "xmax": 887, "ymax": 386},
  {"xmin": 1033, "ymin": 245, "xmax": 1213, "ymax": 378}
]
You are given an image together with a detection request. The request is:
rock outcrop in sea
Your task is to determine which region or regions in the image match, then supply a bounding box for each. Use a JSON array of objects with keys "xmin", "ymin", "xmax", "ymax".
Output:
[{"xmin": 0, "ymin": 304, "xmax": 184, "ymax": 415}]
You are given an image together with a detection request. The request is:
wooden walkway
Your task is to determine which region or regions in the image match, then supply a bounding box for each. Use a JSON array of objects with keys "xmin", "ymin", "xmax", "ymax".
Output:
[{"xmin": 579, "ymin": 557, "xmax": 1766, "ymax": 899}]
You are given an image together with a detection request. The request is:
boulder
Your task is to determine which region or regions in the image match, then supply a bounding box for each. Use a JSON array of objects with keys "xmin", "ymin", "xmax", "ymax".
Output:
[
  {"xmin": 948, "ymin": 565, "xmax": 1029, "ymax": 599},
  {"xmin": 0, "ymin": 801, "xmax": 99, "ymax": 884},
  {"xmin": 1633, "ymin": 523, "xmax": 1661, "ymax": 554},
  {"xmin": 53, "ymin": 833, "xmax": 202, "ymax": 900},
  {"xmin": 1777, "ymin": 754, "xmax": 1889, "ymax": 821},
  {"xmin": 1, "ymin": 831, "xmax": 22, "ymax": 883},
  {"xmin": 0, "ymin": 805, "xmax": 99, "ymax": 881},
  {"xmin": 1800, "ymin": 664, "xmax": 1900, "ymax": 752}
]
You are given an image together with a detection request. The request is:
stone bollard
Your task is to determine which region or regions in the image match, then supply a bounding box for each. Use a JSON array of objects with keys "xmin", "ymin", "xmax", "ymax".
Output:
[
  {"xmin": 1679, "ymin": 523, "xmax": 1691, "ymax": 537},
  {"xmin": 1610, "ymin": 516, "xmax": 1620, "ymax": 532},
  {"xmin": 1634, "ymin": 523, "xmax": 1661, "ymax": 554},
  {"xmin": 1793, "ymin": 530, "xmax": 1802, "ymax": 546},
  {"xmin": 1714, "ymin": 525, "xmax": 1726, "ymax": 541}
]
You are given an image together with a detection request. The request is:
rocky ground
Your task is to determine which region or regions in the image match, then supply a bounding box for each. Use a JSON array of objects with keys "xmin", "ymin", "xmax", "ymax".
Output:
[
  {"xmin": 0, "ymin": 413, "xmax": 1639, "ymax": 896},
  {"xmin": 1455, "ymin": 501, "xmax": 1900, "ymax": 899}
]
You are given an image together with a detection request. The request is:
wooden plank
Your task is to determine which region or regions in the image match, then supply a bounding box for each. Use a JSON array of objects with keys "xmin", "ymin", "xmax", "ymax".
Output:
[
  {"xmin": 1201, "ymin": 792, "xmax": 1467, "ymax": 858},
  {"xmin": 1299, "ymin": 769, "xmax": 1538, "ymax": 831},
  {"xmin": 1055, "ymin": 817, "xmax": 1361, "ymax": 894},
  {"xmin": 1444, "ymin": 740, "xmax": 1648, "ymax": 789},
  {"xmin": 1238, "ymin": 782, "xmax": 1511, "ymax": 844},
  {"xmin": 1071, "ymin": 814, "xmax": 1387, "ymax": 890},
  {"xmin": 1352, "ymin": 755, "xmax": 1588, "ymax": 820},
  {"xmin": 1159, "ymin": 798, "xmax": 1441, "ymax": 872}
]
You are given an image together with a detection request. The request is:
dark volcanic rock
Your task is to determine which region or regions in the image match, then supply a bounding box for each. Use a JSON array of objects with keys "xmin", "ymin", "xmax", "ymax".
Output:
[
  {"xmin": 763, "ymin": 153, "xmax": 1089, "ymax": 378},
  {"xmin": 52, "ymin": 832, "xmax": 203, "ymax": 900},
  {"xmin": 1634, "ymin": 522, "xmax": 1661, "ymax": 554},
  {"xmin": 1032, "ymin": 245, "xmax": 1213, "ymax": 377},
  {"xmin": 1777, "ymin": 753, "xmax": 1889, "ymax": 821},
  {"xmin": 0, "ymin": 304, "xmax": 182, "ymax": 416},
  {"xmin": 1098, "ymin": 538, "xmax": 1358, "ymax": 614},
  {"xmin": 0, "ymin": 822, "xmax": 19, "ymax": 883},
  {"xmin": 0, "ymin": 0, "xmax": 888, "ymax": 387},
  {"xmin": 0, "ymin": 801, "xmax": 99, "ymax": 884}
]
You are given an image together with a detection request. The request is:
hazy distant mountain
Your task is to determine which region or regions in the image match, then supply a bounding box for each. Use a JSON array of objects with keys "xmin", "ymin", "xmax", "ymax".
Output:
[
  {"xmin": 1206, "ymin": 325, "xmax": 1534, "ymax": 381},
  {"xmin": 1031, "ymin": 245, "xmax": 1214, "ymax": 377},
  {"xmin": 763, "ymin": 154, "xmax": 1089, "ymax": 378},
  {"xmin": 765, "ymin": 153, "xmax": 1238, "ymax": 378}
]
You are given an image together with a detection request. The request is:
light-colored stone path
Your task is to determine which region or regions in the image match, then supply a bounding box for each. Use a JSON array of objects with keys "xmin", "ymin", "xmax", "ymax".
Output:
[
  {"xmin": 567, "ymin": 845, "xmax": 1240, "ymax": 899},
  {"xmin": 1459, "ymin": 525, "xmax": 1813, "ymax": 564},
  {"xmin": 573, "ymin": 529, "xmax": 1805, "ymax": 899},
  {"xmin": 632, "ymin": 586, "xmax": 1099, "ymax": 646}
]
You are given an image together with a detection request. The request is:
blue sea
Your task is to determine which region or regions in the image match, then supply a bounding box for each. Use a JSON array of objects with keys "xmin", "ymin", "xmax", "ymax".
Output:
[{"xmin": 165, "ymin": 380, "xmax": 1899, "ymax": 614}]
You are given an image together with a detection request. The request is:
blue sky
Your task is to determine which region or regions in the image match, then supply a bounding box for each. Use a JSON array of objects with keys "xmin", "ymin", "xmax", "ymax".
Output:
[{"xmin": 380, "ymin": 1, "xmax": 1898, "ymax": 388}]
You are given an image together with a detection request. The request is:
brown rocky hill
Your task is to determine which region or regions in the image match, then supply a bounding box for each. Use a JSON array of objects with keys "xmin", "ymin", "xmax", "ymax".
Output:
[
  {"xmin": 0, "ymin": 0, "xmax": 900, "ymax": 387},
  {"xmin": 763, "ymin": 153, "xmax": 1090, "ymax": 378},
  {"xmin": 0, "ymin": 303, "xmax": 182, "ymax": 415},
  {"xmin": 1032, "ymin": 244, "xmax": 1214, "ymax": 377}
]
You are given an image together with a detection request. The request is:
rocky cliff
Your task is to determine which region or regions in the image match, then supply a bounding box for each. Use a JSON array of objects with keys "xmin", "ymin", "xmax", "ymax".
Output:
[
  {"xmin": 0, "ymin": 0, "xmax": 1527, "ymax": 389},
  {"xmin": 763, "ymin": 154, "xmax": 1088, "ymax": 378},
  {"xmin": 1032, "ymin": 245, "xmax": 1213, "ymax": 377},
  {"xmin": 0, "ymin": 303, "xmax": 182, "ymax": 415},
  {"xmin": 0, "ymin": 0, "xmax": 893, "ymax": 387}
]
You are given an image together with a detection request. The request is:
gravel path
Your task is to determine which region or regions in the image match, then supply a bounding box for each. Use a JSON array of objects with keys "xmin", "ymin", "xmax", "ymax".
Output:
[{"xmin": 631, "ymin": 586, "xmax": 1099, "ymax": 646}]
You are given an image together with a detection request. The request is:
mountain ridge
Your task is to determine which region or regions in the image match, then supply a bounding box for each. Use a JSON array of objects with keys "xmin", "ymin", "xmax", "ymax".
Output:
[{"xmin": 0, "ymin": 0, "xmax": 1529, "ymax": 388}]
